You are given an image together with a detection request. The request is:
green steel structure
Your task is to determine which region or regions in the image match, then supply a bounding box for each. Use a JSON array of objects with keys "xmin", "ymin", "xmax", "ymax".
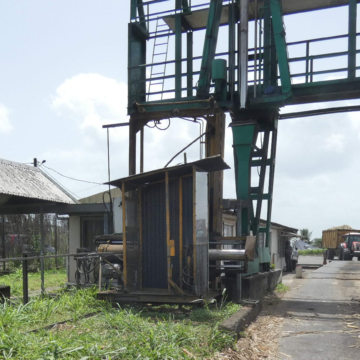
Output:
[{"xmin": 128, "ymin": 0, "xmax": 360, "ymax": 279}]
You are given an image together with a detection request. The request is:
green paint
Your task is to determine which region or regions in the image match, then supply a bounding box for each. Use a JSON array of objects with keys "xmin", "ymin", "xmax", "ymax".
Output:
[
  {"xmin": 196, "ymin": 0, "xmax": 223, "ymax": 98},
  {"xmin": 258, "ymin": 247, "xmax": 271, "ymax": 263},
  {"xmin": 187, "ymin": 31, "xmax": 193, "ymax": 97},
  {"xmin": 175, "ymin": 14, "xmax": 182, "ymax": 99},
  {"xmin": 269, "ymin": 0, "xmax": 292, "ymax": 95}
]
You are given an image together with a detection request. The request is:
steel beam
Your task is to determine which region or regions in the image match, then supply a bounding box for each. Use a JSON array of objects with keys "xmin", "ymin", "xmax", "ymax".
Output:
[
  {"xmin": 239, "ymin": 0, "xmax": 249, "ymax": 108},
  {"xmin": 175, "ymin": 14, "xmax": 182, "ymax": 99},
  {"xmin": 269, "ymin": 0, "xmax": 292, "ymax": 95},
  {"xmin": 348, "ymin": 0, "xmax": 357, "ymax": 78},
  {"xmin": 196, "ymin": 0, "xmax": 224, "ymax": 98}
]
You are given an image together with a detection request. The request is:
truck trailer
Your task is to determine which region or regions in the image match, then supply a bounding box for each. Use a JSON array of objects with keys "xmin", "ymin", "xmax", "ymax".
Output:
[{"xmin": 322, "ymin": 229, "xmax": 360, "ymax": 260}]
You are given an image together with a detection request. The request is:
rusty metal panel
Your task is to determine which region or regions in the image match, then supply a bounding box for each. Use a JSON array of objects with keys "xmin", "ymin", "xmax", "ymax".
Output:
[{"xmin": 0, "ymin": 158, "xmax": 76, "ymax": 204}]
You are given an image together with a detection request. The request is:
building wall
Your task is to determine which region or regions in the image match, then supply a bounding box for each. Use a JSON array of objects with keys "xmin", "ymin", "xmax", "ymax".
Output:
[{"xmin": 79, "ymin": 188, "xmax": 122, "ymax": 204}]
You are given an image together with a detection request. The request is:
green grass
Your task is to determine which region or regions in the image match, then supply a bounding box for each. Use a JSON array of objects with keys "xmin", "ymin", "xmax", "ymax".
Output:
[
  {"xmin": 0, "ymin": 288, "xmax": 238, "ymax": 359},
  {"xmin": 0, "ymin": 268, "xmax": 67, "ymax": 296},
  {"xmin": 298, "ymin": 249, "xmax": 325, "ymax": 256},
  {"xmin": 275, "ymin": 283, "xmax": 290, "ymax": 293}
]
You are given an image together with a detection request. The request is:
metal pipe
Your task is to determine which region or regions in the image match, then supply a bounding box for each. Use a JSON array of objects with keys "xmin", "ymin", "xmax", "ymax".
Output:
[
  {"xmin": 254, "ymin": 0, "xmax": 258, "ymax": 98},
  {"xmin": 98, "ymin": 256, "xmax": 102, "ymax": 292},
  {"xmin": 40, "ymin": 206, "xmax": 45, "ymax": 295},
  {"xmin": 208, "ymin": 249, "xmax": 246, "ymax": 261},
  {"xmin": 239, "ymin": 0, "xmax": 249, "ymax": 108},
  {"xmin": 1, "ymin": 216, "xmax": 5, "ymax": 271},
  {"xmin": 54, "ymin": 215, "xmax": 58, "ymax": 268},
  {"xmin": 97, "ymin": 244, "xmax": 123, "ymax": 254},
  {"xmin": 22, "ymin": 252, "xmax": 29, "ymax": 304},
  {"xmin": 140, "ymin": 127, "xmax": 144, "ymax": 173}
]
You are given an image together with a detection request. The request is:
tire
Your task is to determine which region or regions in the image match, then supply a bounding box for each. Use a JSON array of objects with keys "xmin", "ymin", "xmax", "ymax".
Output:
[
  {"xmin": 328, "ymin": 250, "xmax": 335, "ymax": 260},
  {"xmin": 291, "ymin": 260, "xmax": 297, "ymax": 271},
  {"xmin": 344, "ymin": 253, "xmax": 352, "ymax": 261},
  {"xmin": 338, "ymin": 248, "xmax": 343, "ymax": 260}
]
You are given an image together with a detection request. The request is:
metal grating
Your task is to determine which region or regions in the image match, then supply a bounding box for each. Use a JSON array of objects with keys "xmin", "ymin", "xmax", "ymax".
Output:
[{"xmin": 141, "ymin": 182, "xmax": 167, "ymax": 289}]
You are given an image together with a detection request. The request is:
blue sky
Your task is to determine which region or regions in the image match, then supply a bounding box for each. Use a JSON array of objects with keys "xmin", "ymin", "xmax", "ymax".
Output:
[{"xmin": 0, "ymin": 1, "xmax": 359, "ymax": 238}]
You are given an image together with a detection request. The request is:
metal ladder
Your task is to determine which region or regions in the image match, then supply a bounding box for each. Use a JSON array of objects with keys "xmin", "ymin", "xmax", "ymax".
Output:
[{"xmin": 147, "ymin": 18, "xmax": 171, "ymax": 101}]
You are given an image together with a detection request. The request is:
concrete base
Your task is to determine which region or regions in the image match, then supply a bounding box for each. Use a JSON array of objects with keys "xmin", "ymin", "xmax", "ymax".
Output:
[
  {"xmin": 242, "ymin": 272, "xmax": 269, "ymax": 300},
  {"xmin": 220, "ymin": 302, "xmax": 263, "ymax": 335},
  {"xmin": 223, "ymin": 271, "xmax": 278, "ymax": 301},
  {"xmin": 0, "ymin": 286, "xmax": 10, "ymax": 301},
  {"xmin": 268, "ymin": 269, "xmax": 282, "ymax": 291}
]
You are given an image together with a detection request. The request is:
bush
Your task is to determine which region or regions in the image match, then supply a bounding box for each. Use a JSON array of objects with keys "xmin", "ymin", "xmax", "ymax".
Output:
[{"xmin": 298, "ymin": 249, "xmax": 325, "ymax": 256}]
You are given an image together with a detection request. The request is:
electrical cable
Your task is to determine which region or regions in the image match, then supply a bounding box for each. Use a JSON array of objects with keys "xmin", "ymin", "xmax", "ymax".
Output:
[
  {"xmin": 38, "ymin": 166, "xmax": 79, "ymax": 200},
  {"xmin": 155, "ymin": 118, "xmax": 171, "ymax": 130},
  {"xmin": 41, "ymin": 164, "xmax": 103, "ymax": 185},
  {"xmin": 164, "ymin": 128, "xmax": 211, "ymax": 168}
]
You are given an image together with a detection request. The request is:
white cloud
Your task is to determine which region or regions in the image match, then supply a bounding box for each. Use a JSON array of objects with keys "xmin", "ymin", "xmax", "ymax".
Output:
[
  {"xmin": 51, "ymin": 73, "xmax": 128, "ymax": 137},
  {"xmin": 0, "ymin": 104, "xmax": 13, "ymax": 133},
  {"xmin": 323, "ymin": 133, "xmax": 345, "ymax": 153}
]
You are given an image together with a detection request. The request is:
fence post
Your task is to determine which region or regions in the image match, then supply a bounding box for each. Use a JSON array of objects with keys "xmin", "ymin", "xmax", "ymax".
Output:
[{"xmin": 22, "ymin": 252, "xmax": 29, "ymax": 304}]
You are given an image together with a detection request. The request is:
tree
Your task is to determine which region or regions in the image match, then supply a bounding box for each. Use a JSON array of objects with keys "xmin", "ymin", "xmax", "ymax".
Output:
[
  {"xmin": 311, "ymin": 238, "xmax": 322, "ymax": 248},
  {"xmin": 300, "ymin": 228, "xmax": 313, "ymax": 244}
]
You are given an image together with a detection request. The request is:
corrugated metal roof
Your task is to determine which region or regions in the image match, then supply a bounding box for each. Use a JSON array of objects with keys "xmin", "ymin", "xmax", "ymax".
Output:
[
  {"xmin": 0, "ymin": 158, "xmax": 77, "ymax": 205},
  {"xmin": 106, "ymin": 155, "xmax": 230, "ymax": 188}
]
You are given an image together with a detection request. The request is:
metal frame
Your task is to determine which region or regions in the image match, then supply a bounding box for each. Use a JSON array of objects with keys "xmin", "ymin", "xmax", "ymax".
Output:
[{"xmin": 126, "ymin": 0, "xmax": 360, "ymax": 296}]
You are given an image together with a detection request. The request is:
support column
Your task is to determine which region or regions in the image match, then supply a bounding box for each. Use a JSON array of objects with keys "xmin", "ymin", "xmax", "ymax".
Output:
[
  {"xmin": 1, "ymin": 216, "xmax": 5, "ymax": 271},
  {"xmin": 348, "ymin": 0, "xmax": 357, "ymax": 79},
  {"xmin": 129, "ymin": 119, "xmax": 137, "ymax": 176},
  {"xmin": 206, "ymin": 112, "xmax": 225, "ymax": 292},
  {"xmin": 239, "ymin": 0, "xmax": 249, "ymax": 108},
  {"xmin": 175, "ymin": 14, "xmax": 182, "ymax": 100},
  {"xmin": 40, "ymin": 207, "xmax": 45, "ymax": 295},
  {"xmin": 54, "ymin": 215, "xmax": 58, "ymax": 268},
  {"xmin": 206, "ymin": 113, "xmax": 226, "ymax": 236}
]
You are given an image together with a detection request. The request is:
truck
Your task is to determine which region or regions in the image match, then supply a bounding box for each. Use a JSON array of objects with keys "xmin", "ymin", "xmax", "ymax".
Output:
[{"xmin": 322, "ymin": 228, "xmax": 360, "ymax": 260}]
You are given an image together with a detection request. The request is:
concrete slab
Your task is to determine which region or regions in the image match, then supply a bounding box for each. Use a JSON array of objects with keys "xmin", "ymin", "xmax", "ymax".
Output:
[{"xmin": 279, "ymin": 260, "xmax": 360, "ymax": 359}]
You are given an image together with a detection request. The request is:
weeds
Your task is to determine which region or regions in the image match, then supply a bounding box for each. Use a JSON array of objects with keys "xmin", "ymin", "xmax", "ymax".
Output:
[
  {"xmin": 0, "ymin": 268, "xmax": 67, "ymax": 296},
  {"xmin": 0, "ymin": 288, "xmax": 237, "ymax": 359},
  {"xmin": 275, "ymin": 283, "xmax": 290, "ymax": 292}
]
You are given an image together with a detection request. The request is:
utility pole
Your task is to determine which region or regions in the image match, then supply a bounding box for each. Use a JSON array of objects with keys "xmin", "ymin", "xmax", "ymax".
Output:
[{"xmin": 33, "ymin": 158, "xmax": 38, "ymax": 167}]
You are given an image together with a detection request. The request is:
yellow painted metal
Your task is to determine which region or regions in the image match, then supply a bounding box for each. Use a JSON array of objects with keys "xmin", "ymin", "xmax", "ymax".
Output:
[
  {"xmin": 165, "ymin": 171, "xmax": 171, "ymax": 292},
  {"xmin": 322, "ymin": 229, "xmax": 360, "ymax": 249},
  {"xmin": 169, "ymin": 239, "xmax": 176, "ymax": 257},
  {"xmin": 179, "ymin": 176, "xmax": 183, "ymax": 289},
  {"xmin": 122, "ymin": 183, "xmax": 127, "ymax": 286}
]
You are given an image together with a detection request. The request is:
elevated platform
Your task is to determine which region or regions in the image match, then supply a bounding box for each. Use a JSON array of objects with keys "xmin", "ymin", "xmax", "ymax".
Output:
[{"xmin": 163, "ymin": 0, "xmax": 357, "ymax": 32}]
